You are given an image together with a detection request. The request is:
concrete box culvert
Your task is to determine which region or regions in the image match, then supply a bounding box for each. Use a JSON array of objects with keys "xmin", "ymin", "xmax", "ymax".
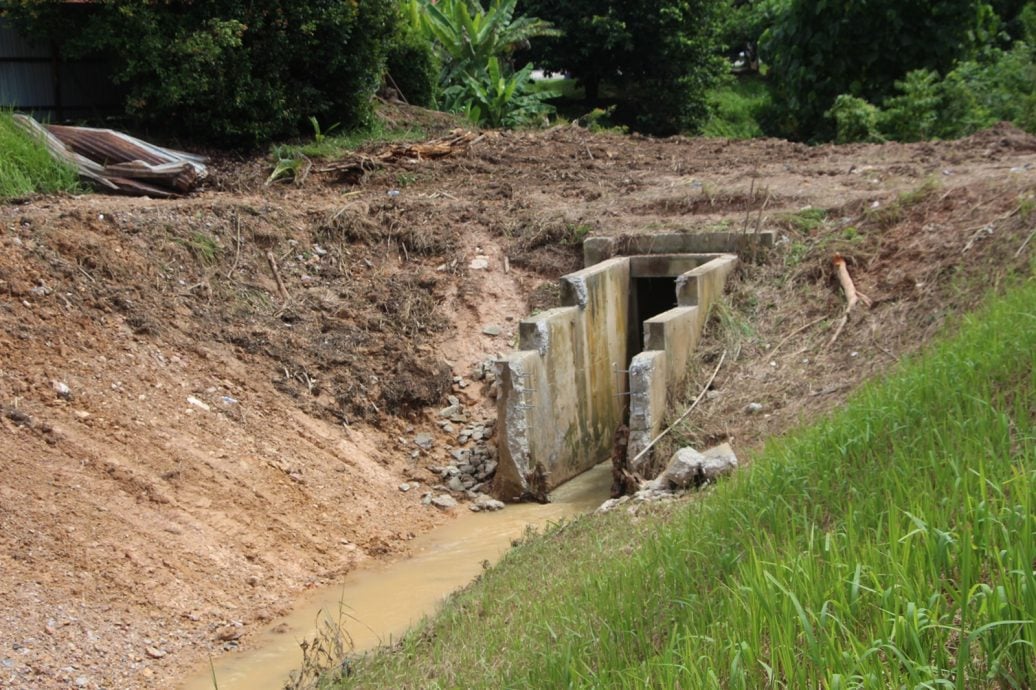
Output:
[{"xmin": 493, "ymin": 232, "xmax": 770, "ymax": 501}]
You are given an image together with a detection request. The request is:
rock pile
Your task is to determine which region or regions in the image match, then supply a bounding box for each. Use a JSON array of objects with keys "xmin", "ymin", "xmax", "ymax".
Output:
[
  {"xmin": 413, "ymin": 371, "xmax": 504, "ymax": 511},
  {"xmin": 597, "ymin": 442, "xmax": 739, "ymax": 514}
]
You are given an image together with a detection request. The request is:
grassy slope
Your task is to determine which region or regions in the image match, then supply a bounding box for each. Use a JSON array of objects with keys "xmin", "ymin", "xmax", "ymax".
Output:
[
  {"xmin": 337, "ymin": 274, "xmax": 1035, "ymax": 689},
  {"xmin": 0, "ymin": 112, "xmax": 80, "ymax": 201}
]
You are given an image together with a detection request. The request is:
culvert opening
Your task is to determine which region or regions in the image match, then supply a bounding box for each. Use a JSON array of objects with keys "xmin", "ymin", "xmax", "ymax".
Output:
[{"xmin": 630, "ymin": 276, "xmax": 678, "ymax": 364}]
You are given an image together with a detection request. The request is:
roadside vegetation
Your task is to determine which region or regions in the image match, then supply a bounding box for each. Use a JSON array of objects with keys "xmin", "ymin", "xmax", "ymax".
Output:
[
  {"xmin": 335, "ymin": 275, "xmax": 1035, "ymax": 688},
  {"xmin": 3, "ymin": 0, "xmax": 1033, "ymax": 147},
  {"xmin": 0, "ymin": 112, "xmax": 79, "ymax": 201}
]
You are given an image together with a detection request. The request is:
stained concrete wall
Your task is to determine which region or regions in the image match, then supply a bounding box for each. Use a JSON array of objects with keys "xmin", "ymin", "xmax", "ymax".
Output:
[
  {"xmin": 627, "ymin": 350, "xmax": 668, "ymax": 475},
  {"xmin": 494, "ymin": 258, "xmax": 630, "ymax": 500}
]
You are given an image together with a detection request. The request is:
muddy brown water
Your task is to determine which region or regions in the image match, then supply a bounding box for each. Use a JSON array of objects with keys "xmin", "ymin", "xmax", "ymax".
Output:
[{"xmin": 179, "ymin": 462, "xmax": 613, "ymax": 690}]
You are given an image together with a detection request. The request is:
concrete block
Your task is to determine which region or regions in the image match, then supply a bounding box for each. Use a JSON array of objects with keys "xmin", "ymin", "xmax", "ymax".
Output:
[
  {"xmin": 676, "ymin": 254, "xmax": 739, "ymax": 308},
  {"xmin": 644, "ymin": 306, "xmax": 700, "ymax": 390},
  {"xmin": 616, "ymin": 231, "xmax": 774, "ymax": 255},
  {"xmin": 494, "ymin": 351, "xmax": 542, "ymax": 501},
  {"xmin": 629, "ymin": 253, "xmax": 716, "ymax": 278},
  {"xmin": 582, "ymin": 236, "xmax": 615, "ymax": 266},
  {"xmin": 627, "ymin": 351, "xmax": 668, "ymax": 476}
]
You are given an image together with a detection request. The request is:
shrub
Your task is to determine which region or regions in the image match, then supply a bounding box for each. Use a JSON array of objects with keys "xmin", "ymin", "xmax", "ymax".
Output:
[
  {"xmin": 3, "ymin": 1, "xmax": 397, "ymax": 148},
  {"xmin": 826, "ymin": 95, "xmax": 884, "ymax": 144},
  {"xmin": 408, "ymin": 0, "xmax": 559, "ymax": 128},
  {"xmin": 763, "ymin": 0, "xmax": 997, "ymax": 141},
  {"xmin": 385, "ymin": 15, "xmax": 440, "ymax": 107}
]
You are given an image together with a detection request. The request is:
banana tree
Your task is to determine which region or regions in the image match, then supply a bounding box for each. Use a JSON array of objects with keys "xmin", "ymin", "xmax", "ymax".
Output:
[
  {"xmin": 444, "ymin": 57, "xmax": 559, "ymax": 128},
  {"xmin": 413, "ymin": 0, "xmax": 558, "ymax": 86}
]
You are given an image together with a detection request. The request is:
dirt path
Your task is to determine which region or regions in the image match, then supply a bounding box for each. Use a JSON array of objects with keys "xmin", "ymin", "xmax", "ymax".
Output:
[{"xmin": 1, "ymin": 115, "xmax": 1034, "ymax": 689}]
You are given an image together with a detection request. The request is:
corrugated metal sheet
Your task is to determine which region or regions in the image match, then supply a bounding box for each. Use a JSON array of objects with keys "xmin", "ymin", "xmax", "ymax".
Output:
[
  {"xmin": 0, "ymin": 18, "xmax": 49, "ymax": 59},
  {"xmin": 0, "ymin": 17, "xmax": 119, "ymax": 119},
  {"xmin": 14, "ymin": 114, "xmax": 208, "ymax": 198}
]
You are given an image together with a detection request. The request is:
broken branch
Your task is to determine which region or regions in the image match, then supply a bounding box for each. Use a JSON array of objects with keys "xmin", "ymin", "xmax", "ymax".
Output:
[
  {"xmin": 827, "ymin": 254, "xmax": 870, "ymax": 348},
  {"xmin": 266, "ymin": 251, "xmax": 290, "ymax": 303}
]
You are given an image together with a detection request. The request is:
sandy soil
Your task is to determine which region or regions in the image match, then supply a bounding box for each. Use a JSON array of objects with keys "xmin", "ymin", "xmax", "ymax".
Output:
[{"xmin": 1, "ymin": 106, "xmax": 1034, "ymax": 689}]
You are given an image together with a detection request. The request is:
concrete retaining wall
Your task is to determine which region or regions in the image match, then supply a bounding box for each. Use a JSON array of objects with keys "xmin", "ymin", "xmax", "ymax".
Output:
[
  {"xmin": 494, "ymin": 259, "xmax": 630, "ymax": 500},
  {"xmin": 626, "ymin": 255, "xmax": 738, "ymax": 476}
]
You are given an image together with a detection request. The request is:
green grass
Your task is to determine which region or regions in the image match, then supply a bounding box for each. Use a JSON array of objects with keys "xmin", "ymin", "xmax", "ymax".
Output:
[
  {"xmin": 0, "ymin": 111, "xmax": 81, "ymax": 201},
  {"xmin": 334, "ymin": 274, "xmax": 1036, "ymax": 689},
  {"xmin": 701, "ymin": 75, "xmax": 771, "ymax": 139}
]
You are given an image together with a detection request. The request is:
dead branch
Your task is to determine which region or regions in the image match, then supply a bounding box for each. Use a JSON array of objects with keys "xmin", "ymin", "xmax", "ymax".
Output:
[
  {"xmin": 827, "ymin": 254, "xmax": 871, "ymax": 348},
  {"xmin": 266, "ymin": 251, "xmax": 290, "ymax": 303},
  {"xmin": 770, "ymin": 316, "xmax": 826, "ymax": 356},
  {"xmin": 317, "ymin": 129, "xmax": 481, "ymax": 180},
  {"xmin": 1015, "ymin": 227, "xmax": 1035, "ymax": 258}
]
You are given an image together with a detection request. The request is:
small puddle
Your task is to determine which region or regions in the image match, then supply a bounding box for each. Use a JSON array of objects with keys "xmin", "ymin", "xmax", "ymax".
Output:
[{"xmin": 179, "ymin": 462, "xmax": 612, "ymax": 690}]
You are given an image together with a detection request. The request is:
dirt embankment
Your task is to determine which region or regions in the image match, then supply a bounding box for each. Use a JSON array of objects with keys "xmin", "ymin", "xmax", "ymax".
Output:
[{"xmin": 1, "ymin": 112, "xmax": 1034, "ymax": 689}]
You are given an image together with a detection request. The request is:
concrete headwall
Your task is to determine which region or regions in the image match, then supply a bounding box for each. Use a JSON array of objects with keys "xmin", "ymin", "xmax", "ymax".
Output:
[
  {"xmin": 496, "ymin": 236, "xmax": 745, "ymax": 500},
  {"xmin": 585, "ymin": 231, "xmax": 773, "ymax": 267},
  {"xmin": 494, "ymin": 258, "xmax": 630, "ymax": 500}
]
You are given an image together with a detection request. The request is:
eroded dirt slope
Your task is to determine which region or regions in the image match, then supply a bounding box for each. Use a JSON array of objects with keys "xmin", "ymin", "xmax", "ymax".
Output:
[{"xmin": 1, "ymin": 111, "xmax": 1034, "ymax": 689}]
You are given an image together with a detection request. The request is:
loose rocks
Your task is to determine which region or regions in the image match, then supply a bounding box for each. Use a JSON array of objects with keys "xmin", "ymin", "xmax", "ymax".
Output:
[{"xmin": 430, "ymin": 494, "xmax": 458, "ymax": 510}]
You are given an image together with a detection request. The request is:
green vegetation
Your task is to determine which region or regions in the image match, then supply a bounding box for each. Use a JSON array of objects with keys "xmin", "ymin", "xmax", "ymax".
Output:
[
  {"xmin": 829, "ymin": 7, "xmax": 1036, "ymax": 143},
  {"xmin": 271, "ymin": 120, "xmax": 426, "ymax": 161},
  {"xmin": 336, "ymin": 277, "xmax": 1036, "ymax": 688},
  {"xmin": 763, "ymin": 0, "xmax": 996, "ymax": 141},
  {"xmin": 701, "ymin": 76, "xmax": 770, "ymax": 139},
  {"xmin": 520, "ymin": 0, "xmax": 728, "ymax": 135},
  {"xmin": 3, "ymin": 1, "xmax": 397, "ymax": 147},
  {"xmin": 403, "ymin": 0, "xmax": 560, "ymax": 128},
  {"xmin": 0, "ymin": 112, "xmax": 80, "ymax": 201}
]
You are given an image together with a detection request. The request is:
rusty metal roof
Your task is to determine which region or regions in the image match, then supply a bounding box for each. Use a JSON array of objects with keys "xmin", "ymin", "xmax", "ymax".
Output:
[{"xmin": 14, "ymin": 114, "xmax": 208, "ymax": 198}]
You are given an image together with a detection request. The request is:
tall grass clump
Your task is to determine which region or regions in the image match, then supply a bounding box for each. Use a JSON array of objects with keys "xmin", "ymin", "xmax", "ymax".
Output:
[
  {"xmin": 0, "ymin": 112, "xmax": 79, "ymax": 201},
  {"xmin": 336, "ymin": 275, "xmax": 1035, "ymax": 689},
  {"xmin": 701, "ymin": 76, "xmax": 770, "ymax": 139}
]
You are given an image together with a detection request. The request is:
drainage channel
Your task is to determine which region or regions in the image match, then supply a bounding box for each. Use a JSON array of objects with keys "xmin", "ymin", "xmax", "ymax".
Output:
[{"xmin": 179, "ymin": 462, "xmax": 613, "ymax": 690}]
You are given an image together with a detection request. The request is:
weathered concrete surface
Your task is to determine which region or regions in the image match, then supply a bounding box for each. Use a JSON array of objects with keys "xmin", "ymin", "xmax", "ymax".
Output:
[
  {"xmin": 629, "ymin": 254, "xmax": 713, "ymax": 278},
  {"xmin": 644, "ymin": 306, "xmax": 701, "ymax": 390},
  {"xmin": 494, "ymin": 259, "xmax": 630, "ymax": 500},
  {"xmin": 584, "ymin": 231, "xmax": 773, "ymax": 266},
  {"xmin": 627, "ymin": 351, "xmax": 669, "ymax": 476},
  {"xmin": 498, "ymin": 238, "xmax": 744, "ymax": 501},
  {"xmin": 676, "ymin": 254, "xmax": 739, "ymax": 308}
]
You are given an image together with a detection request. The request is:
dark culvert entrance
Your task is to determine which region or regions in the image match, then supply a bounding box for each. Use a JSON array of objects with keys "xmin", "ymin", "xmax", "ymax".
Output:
[{"xmin": 629, "ymin": 276, "xmax": 678, "ymax": 364}]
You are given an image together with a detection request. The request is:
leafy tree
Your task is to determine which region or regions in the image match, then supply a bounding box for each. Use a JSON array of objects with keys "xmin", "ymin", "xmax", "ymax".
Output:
[
  {"xmin": 2, "ymin": 0, "xmax": 396, "ymax": 147},
  {"xmin": 763, "ymin": 0, "xmax": 998, "ymax": 141},
  {"xmin": 520, "ymin": 0, "xmax": 728, "ymax": 135}
]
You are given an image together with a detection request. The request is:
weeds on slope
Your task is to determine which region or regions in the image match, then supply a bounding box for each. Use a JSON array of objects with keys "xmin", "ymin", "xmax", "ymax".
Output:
[
  {"xmin": 0, "ymin": 111, "xmax": 80, "ymax": 201},
  {"xmin": 336, "ymin": 275, "xmax": 1035, "ymax": 689}
]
